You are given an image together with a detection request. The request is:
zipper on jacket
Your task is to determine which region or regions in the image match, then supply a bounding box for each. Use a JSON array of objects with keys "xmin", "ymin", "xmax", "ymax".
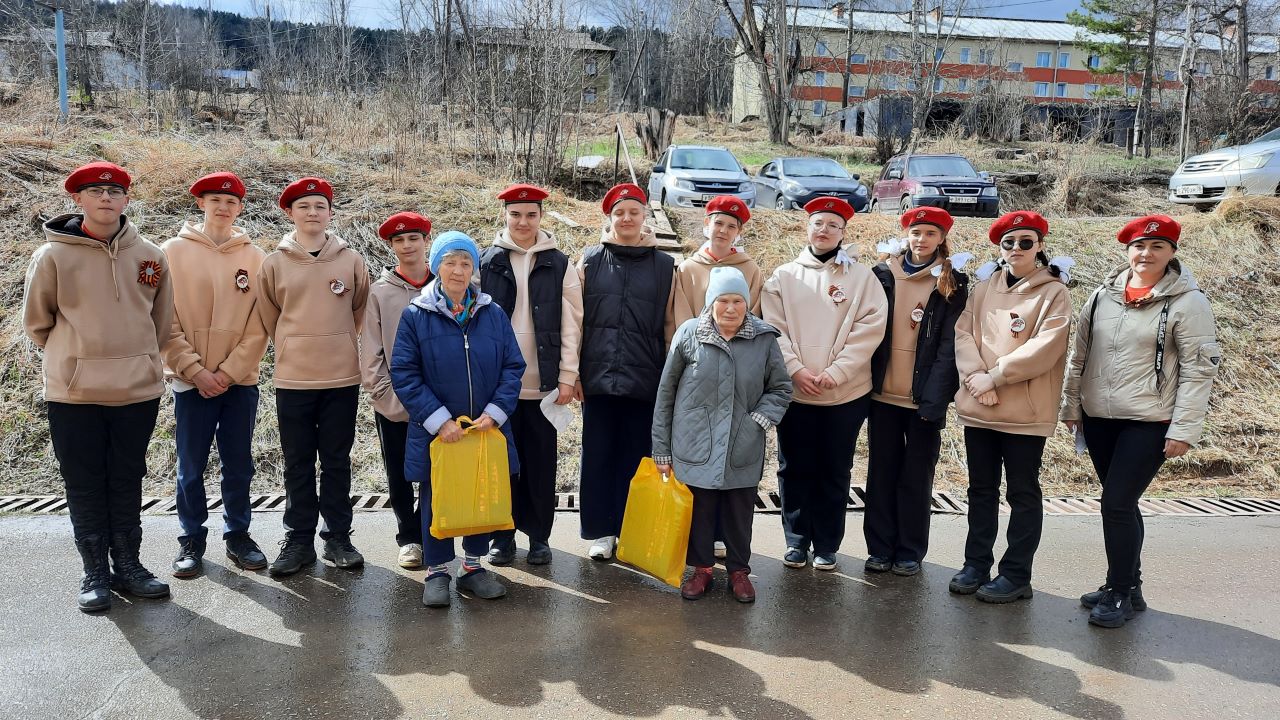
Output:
[{"xmin": 464, "ymin": 331, "xmax": 475, "ymax": 418}]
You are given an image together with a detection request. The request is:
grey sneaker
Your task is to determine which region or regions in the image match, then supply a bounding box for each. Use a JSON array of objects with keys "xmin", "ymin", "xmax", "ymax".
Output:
[
  {"xmin": 322, "ymin": 535, "xmax": 365, "ymax": 569},
  {"xmin": 422, "ymin": 574, "xmax": 451, "ymax": 608},
  {"xmin": 456, "ymin": 568, "xmax": 507, "ymax": 599},
  {"xmin": 813, "ymin": 553, "xmax": 838, "ymax": 571}
]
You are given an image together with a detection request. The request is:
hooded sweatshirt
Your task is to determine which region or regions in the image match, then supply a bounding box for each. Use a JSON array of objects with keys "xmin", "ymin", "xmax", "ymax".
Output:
[
  {"xmin": 491, "ymin": 229, "xmax": 584, "ymax": 400},
  {"xmin": 954, "ymin": 265, "xmax": 1071, "ymax": 437},
  {"xmin": 161, "ymin": 221, "xmax": 269, "ymax": 388},
  {"xmin": 257, "ymin": 231, "xmax": 370, "ymax": 390},
  {"xmin": 23, "ymin": 213, "xmax": 173, "ymax": 405},
  {"xmin": 761, "ymin": 245, "xmax": 888, "ymax": 406},
  {"xmin": 672, "ymin": 243, "xmax": 763, "ymax": 326},
  {"xmin": 360, "ymin": 265, "xmax": 428, "ymax": 421},
  {"xmin": 874, "ymin": 253, "xmax": 941, "ymax": 409},
  {"xmin": 1061, "ymin": 261, "xmax": 1220, "ymax": 444}
]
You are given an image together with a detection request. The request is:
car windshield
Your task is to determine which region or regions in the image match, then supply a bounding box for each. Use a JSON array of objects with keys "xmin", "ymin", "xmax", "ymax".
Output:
[
  {"xmin": 669, "ymin": 148, "xmax": 741, "ymax": 172},
  {"xmin": 1251, "ymin": 127, "xmax": 1280, "ymax": 144},
  {"xmin": 907, "ymin": 156, "xmax": 978, "ymax": 178},
  {"xmin": 782, "ymin": 158, "xmax": 851, "ymax": 178}
]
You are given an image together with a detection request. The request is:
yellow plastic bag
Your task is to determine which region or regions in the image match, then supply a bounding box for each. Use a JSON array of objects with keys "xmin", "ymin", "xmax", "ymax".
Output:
[
  {"xmin": 428, "ymin": 416, "xmax": 514, "ymax": 539},
  {"xmin": 616, "ymin": 457, "xmax": 694, "ymax": 588}
]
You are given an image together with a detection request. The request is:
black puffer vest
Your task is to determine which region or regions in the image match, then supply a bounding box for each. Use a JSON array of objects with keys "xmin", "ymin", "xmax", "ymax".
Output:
[
  {"xmin": 579, "ymin": 243, "xmax": 674, "ymax": 400},
  {"xmin": 479, "ymin": 244, "xmax": 569, "ymax": 393}
]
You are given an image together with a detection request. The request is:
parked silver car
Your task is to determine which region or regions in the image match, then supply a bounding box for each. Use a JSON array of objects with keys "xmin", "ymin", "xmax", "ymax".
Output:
[
  {"xmin": 1169, "ymin": 127, "xmax": 1280, "ymax": 208},
  {"xmin": 648, "ymin": 145, "xmax": 756, "ymax": 209}
]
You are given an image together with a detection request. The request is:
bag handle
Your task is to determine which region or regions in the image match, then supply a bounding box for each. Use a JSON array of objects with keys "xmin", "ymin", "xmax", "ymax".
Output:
[{"xmin": 456, "ymin": 415, "xmax": 476, "ymax": 431}]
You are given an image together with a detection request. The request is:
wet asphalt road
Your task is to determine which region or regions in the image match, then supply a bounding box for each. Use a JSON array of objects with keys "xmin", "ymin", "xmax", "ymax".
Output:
[{"xmin": 2, "ymin": 511, "xmax": 1278, "ymax": 720}]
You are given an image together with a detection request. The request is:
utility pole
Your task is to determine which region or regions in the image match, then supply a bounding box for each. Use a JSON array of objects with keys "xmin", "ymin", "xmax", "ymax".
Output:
[
  {"xmin": 841, "ymin": 0, "xmax": 855, "ymax": 118},
  {"xmin": 40, "ymin": 1, "xmax": 70, "ymax": 122}
]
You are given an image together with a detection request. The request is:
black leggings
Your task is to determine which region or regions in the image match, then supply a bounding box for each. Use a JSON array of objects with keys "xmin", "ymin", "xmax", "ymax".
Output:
[
  {"xmin": 962, "ymin": 426, "xmax": 1046, "ymax": 585},
  {"xmin": 1081, "ymin": 414, "xmax": 1169, "ymax": 590}
]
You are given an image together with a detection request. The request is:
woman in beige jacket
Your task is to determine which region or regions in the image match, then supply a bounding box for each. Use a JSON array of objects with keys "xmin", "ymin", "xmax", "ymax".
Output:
[
  {"xmin": 761, "ymin": 197, "xmax": 887, "ymax": 572},
  {"xmin": 1061, "ymin": 215, "xmax": 1220, "ymax": 629},
  {"xmin": 950, "ymin": 211, "xmax": 1072, "ymax": 604}
]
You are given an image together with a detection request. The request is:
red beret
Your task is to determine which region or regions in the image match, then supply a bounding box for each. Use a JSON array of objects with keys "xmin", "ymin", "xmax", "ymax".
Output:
[
  {"xmin": 65, "ymin": 161, "xmax": 130, "ymax": 193},
  {"xmin": 190, "ymin": 172, "xmax": 245, "ymax": 199},
  {"xmin": 498, "ymin": 183, "xmax": 549, "ymax": 204},
  {"xmin": 378, "ymin": 211, "xmax": 432, "ymax": 242},
  {"xmin": 278, "ymin": 176, "xmax": 333, "ymax": 210},
  {"xmin": 705, "ymin": 195, "xmax": 750, "ymax": 225},
  {"xmin": 1118, "ymin": 214, "xmax": 1180, "ymax": 246},
  {"xmin": 602, "ymin": 183, "xmax": 648, "ymax": 214},
  {"xmin": 804, "ymin": 196, "xmax": 855, "ymax": 222},
  {"xmin": 901, "ymin": 206, "xmax": 954, "ymax": 234},
  {"xmin": 988, "ymin": 211, "xmax": 1049, "ymax": 244}
]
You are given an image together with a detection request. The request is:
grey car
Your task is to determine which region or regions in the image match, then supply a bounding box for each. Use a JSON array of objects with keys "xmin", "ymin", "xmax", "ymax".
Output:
[
  {"xmin": 1169, "ymin": 127, "xmax": 1280, "ymax": 208},
  {"xmin": 752, "ymin": 157, "xmax": 869, "ymax": 212},
  {"xmin": 648, "ymin": 145, "xmax": 756, "ymax": 209}
]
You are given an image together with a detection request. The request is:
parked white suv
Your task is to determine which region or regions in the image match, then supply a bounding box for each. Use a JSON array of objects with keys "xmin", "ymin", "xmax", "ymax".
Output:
[
  {"xmin": 648, "ymin": 145, "xmax": 756, "ymax": 208},
  {"xmin": 1169, "ymin": 127, "xmax": 1280, "ymax": 208}
]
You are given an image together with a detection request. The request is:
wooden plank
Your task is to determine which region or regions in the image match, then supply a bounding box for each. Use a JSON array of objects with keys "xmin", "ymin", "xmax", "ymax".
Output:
[{"xmin": 547, "ymin": 210, "xmax": 580, "ymax": 228}]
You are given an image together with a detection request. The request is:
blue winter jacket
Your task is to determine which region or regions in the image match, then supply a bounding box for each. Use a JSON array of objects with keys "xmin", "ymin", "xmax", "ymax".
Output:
[{"xmin": 389, "ymin": 281, "xmax": 526, "ymax": 484}]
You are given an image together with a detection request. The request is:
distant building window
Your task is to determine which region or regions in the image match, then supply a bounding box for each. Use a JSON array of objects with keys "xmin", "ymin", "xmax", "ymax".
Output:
[
  {"xmin": 1007, "ymin": 61, "xmax": 1024, "ymax": 72},
  {"xmin": 1268, "ymin": 65, "xmax": 1276, "ymax": 80},
  {"xmin": 503, "ymin": 53, "xmax": 517, "ymax": 72},
  {"xmin": 1036, "ymin": 52, "xmax": 1051, "ymax": 67},
  {"xmin": 934, "ymin": 77, "xmax": 945, "ymax": 92},
  {"xmin": 1055, "ymin": 82, "xmax": 1068, "ymax": 97},
  {"xmin": 585, "ymin": 58, "xmax": 597, "ymax": 76},
  {"xmin": 813, "ymin": 100, "xmax": 826, "ymax": 116},
  {"xmin": 979, "ymin": 49, "xmax": 995, "ymax": 65},
  {"xmin": 957, "ymin": 78, "xmax": 969, "ymax": 92},
  {"xmin": 906, "ymin": 78, "xmax": 918, "ymax": 91},
  {"xmin": 883, "ymin": 76, "xmax": 898, "ymax": 90},
  {"xmin": 1058, "ymin": 52, "xmax": 1070, "ymax": 68},
  {"xmin": 1126, "ymin": 86, "xmax": 1139, "ymax": 98},
  {"xmin": 816, "ymin": 41, "xmax": 830, "ymax": 57},
  {"xmin": 1084, "ymin": 83, "xmax": 1100, "ymax": 98},
  {"xmin": 583, "ymin": 86, "xmax": 597, "ymax": 104},
  {"xmin": 849, "ymin": 85, "xmax": 866, "ymax": 97},
  {"xmin": 976, "ymin": 78, "xmax": 991, "ymax": 91},
  {"xmin": 1087, "ymin": 54, "xmax": 1101, "ymax": 69},
  {"xmin": 1163, "ymin": 69, "xmax": 1177, "ymax": 81},
  {"xmin": 849, "ymin": 53, "xmax": 867, "ymax": 65},
  {"xmin": 885, "ymin": 46, "xmax": 901, "ymax": 61},
  {"xmin": 1196, "ymin": 61, "xmax": 1210, "ymax": 75},
  {"xmin": 935, "ymin": 48, "xmax": 945, "ymax": 62},
  {"xmin": 959, "ymin": 47, "xmax": 971, "ymax": 64},
  {"xmin": 815, "ymin": 71, "xmax": 826, "ymax": 86},
  {"xmin": 1034, "ymin": 82, "xmax": 1050, "ymax": 97}
]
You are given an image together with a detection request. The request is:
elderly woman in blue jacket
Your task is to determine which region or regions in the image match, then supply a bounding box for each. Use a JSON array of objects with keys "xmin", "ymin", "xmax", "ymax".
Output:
[
  {"xmin": 390, "ymin": 231, "xmax": 525, "ymax": 609},
  {"xmin": 652, "ymin": 267, "xmax": 793, "ymax": 604}
]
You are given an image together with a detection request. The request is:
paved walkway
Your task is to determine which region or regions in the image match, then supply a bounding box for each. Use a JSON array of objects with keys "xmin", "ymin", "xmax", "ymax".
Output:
[{"xmin": 2, "ymin": 512, "xmax": 1278, "ymax": 719}]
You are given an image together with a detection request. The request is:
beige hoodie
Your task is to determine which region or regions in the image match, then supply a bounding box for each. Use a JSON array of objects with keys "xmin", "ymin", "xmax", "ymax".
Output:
[
  {"xmin": 161, "ymin": 221, "xmax": 269, "ymax": 387},
  {"xmin": 492, "ymin": 229, "xmax": 585, "ymax": 400},
  {"xmin": 761, "ymin": 246, "xmax": 888, "ymax": 407},
  {"xmin": 360, "ymin": 266, "xmax": 426, "ymax": 421},
  {"xmin": 1061, "ymin": 261, "xmax": 1220, "ymax": 444},
  {"xmin": 954, "ymin": 265, "xmax": 1072, "ymax": 437},
  {"xmin": 874, "ymin": 254, "xmax": 941, "ymax": 409},
  {"xmin": 23, "ymin": 214, "xmax": 173, "ymax": 405},
  {"xmin": 578, "ymin": 224, "xmax": 678, "ymax": 346},
  {"xmin": 257, "ymin": 231, "xmax": 370, "ymax": 390},
  {"xmin": 672, "ymin": 244, "xmax": 763, "ymax": 326}
]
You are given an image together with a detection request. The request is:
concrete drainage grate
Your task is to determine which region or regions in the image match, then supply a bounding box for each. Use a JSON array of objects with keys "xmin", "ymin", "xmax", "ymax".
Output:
[{"xmin": 5, "ymin": 493, "xmax": 1280, "ymax": 517}]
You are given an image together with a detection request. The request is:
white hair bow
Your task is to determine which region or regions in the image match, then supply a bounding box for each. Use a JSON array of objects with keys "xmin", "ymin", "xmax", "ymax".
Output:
[
  {"xmin": 933, "ymin": 251, "xmax": 974, "ymax": 277},
  {"xmin": 975, "ymin": 260, "xmax": 1000, "ymax": 282},
  {"xmin": 1048, "ymin": 256, "xmax": 1075, "ymax": 284},
  {"xmin": 876, "ymin": 237, "xmax": 909, "ymax": 256},
  {"xmin": 834, "ymin": 248, "xmax": 855, "ymax": 269}
]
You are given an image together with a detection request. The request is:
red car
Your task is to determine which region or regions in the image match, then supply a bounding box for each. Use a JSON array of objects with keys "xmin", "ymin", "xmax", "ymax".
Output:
[{"xmin": 869, "ymin": 153, "xmax": 1000, "ymax": 218}]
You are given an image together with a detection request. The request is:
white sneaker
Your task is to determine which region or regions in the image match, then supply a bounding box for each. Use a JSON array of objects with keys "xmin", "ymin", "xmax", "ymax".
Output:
[
  {"xmin": 588, "ymin": 536, "xmax": 616, "ymax": 561},
  {"xmin": 713, "ymin": 541, "xmax": 727, "ymax": 560},
  {"xmin": 398, "ymin": 543, "xmax": 424, "ymax": 568}
]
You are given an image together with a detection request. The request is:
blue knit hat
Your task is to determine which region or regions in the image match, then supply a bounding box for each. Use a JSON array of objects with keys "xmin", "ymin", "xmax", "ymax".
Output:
[
  {"xmin": 705, "ymin": 266, "xmax": 751, "ymax": 307},
  {"xmin": 429, "ymin": 230, "xmax": 480, "ymax": 274}
]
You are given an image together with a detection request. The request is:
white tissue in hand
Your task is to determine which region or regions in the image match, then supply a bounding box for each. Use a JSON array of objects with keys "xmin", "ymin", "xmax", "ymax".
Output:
[{"xmin": 540, "ymin": 389, "xmax": 573, "ymax": 432}]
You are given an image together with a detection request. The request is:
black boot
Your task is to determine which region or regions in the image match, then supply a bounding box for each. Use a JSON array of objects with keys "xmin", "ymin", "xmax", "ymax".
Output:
[
  {"xmin": 109, "ymin": 527, "xmax": 171, "ymax": 599},
  {"xmin": 172, "ymin": 536, "xmax": 206, "ymax": 578},
  {"xmin": 74, "ymin": 534, "xmax": 112, "ymax": 613}
]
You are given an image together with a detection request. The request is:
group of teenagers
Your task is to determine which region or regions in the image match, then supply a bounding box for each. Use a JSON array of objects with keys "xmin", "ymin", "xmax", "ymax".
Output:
[{"xmin": 24, "ymin": 159, "xmax": 1220, "ymax": 630}]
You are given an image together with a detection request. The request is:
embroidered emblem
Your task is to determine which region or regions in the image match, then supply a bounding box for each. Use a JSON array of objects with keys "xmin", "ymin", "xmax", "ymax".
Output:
[
  {"xmin": 99, "ymin": 171, "xmax": 113, "ymax": 180},
  {"xmin": 620, "ymin": 188, "xmax": 630, "ymax": 196},
  {"xmin": 910, "ymin": 303, "xmax": 925, "ymax": 329},
  {"xmin": 825, "ymin": 201, "xmax": 835, "ymax": 209},
  {"xmin": 307, "ymin": 182, "xmax": 317, "ymax": 191},
  {"xmin": 235, "ymin": 269, "xmax": 250, "ymax": 293},
  {"xmin": 916, "ymin": 210, "xmax": 926, "ymax": 219},
  {"xmin": 1013, "ymin": 214, "xmax": 1024, "ymax": 224},
  {"xmin": 330, "ymin": 278, "xmax": 349, "ymax": 296},
  {"xmin": 1010, "ymin": 312, "xmax": 1026, "ymax": 337},
  {"xmin": 518, "ymin": 190, "xmax": 528, "ymax": 199},
  {"xmin": 1144, "ymin": 221, "xmax": 1161, "ymax": 234},
  {"xmin": 221, "ymin": 181, "xmax": 232, "ymax": 189},
  {"xmin": 828, "ymin": 284, "xmax": 847, "ymax": 304},
  {"xmin": 730, "ymin": 203, "xmax": 739, "ymax": 211},
  {"xmin": 138, "ymin": 260, "xmax": 161, "ymax": 287},
  {"xmin": 395, "ymin": 222, "xmax": 406, "ymax": 231}
]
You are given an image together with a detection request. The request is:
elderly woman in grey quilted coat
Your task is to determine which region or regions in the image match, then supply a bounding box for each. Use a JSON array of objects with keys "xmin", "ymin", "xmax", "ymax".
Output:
[{"xmin": 652, "ymin": 266, "xmax": 792, "ymax": 604}]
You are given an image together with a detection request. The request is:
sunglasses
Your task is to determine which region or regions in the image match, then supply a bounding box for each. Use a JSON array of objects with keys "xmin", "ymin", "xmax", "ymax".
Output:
[{"xmin": 1000, "ymin": 237, "xmax": 1038, "ymax": 251}]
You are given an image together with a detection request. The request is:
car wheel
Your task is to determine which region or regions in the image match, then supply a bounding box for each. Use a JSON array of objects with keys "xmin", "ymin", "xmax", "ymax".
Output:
[
  {"xmin": 869, "ymin": 199, "xmax": 879, "ymax": 214},
  {"xmin": 900, "ymin": 197, "xmax": 912, "ymax": 216},
  {"xmin": 1194, "ymin": 203, "xmax": 1215, "ymax": 213},
  {"xmin": 775, "ymin": 195, "xmax": 789, "ymax": 210},
  {"xmin": 661, "ymin": 190, "xmax": 668, "ymax": 206}
]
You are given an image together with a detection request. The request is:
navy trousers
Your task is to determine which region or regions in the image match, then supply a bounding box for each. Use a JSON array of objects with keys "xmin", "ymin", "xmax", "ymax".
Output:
[{"xmin": 174, "ymin": 384, "xmax": 259, "ymax": 543}]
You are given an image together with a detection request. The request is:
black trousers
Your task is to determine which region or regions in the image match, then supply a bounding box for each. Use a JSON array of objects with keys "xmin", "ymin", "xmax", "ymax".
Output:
[
  {"xmin": 494, "ymin": 399, "xmax": 558, "ymax": 545},
  {"xmin": 962, "ymin": 426, "xmax": 1047, "ymax": 585},
  {"xmin": 687, "ymin": 486, "xmax": 756, "ymax": 573},
  {"xmin": 864, "ymin": 401, "xmax": 942, "ymax": 563},
  {"xmin": 579, "ymin": 395, "xmax": 654, "ymax": 539},
  {"xmin": 48, "ymin": 399, "xmax": 160, "ymax": 540},
  {"xmin": 276, "ymin": 386, "xmax": 358, "ymax": 541},
  {"xmin": 374, "ymin": 412, "xmax": 422, "ymax": 547},
  {"xmin": 776, "ymin": 394, "xmax": 871, "ymax": 555},
  {"xmin": 1082, "ymin": 414, "xmax": 1168, "ymax": 590}
]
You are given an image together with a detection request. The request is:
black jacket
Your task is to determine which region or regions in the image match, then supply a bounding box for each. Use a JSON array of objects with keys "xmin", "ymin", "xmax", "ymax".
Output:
[
  {"xmin": 579, "ymin": 243, "xmax": 674, "ymax": 400},
  {"xmin": 479, "ymin": 244, "xmax": 569, "ymax": 393},
  {"xmin": 870, "ymin": 261, "xmax": 968, "ymax": 422}
]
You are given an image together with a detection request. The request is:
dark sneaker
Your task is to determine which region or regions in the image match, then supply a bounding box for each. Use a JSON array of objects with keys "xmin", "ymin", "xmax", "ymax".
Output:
[
  {"xmin": 526, "ymin": 540, "xmax": 552, "ymax": 566},
  {"xmin": 729, "ymin": 569, "xmax": 756, "ymax": 603},
  {"xmin": 269, "ymin": 536, "xmax": 317, "ymax": 577},
  {"xmin": 681, "ymin": 567, "xmax": 714, "ymax": 600},
  {"xmin": 1088, "ymin": 588, "xmax": 1137, "ymax": 628},
  {"xmin": 109, "ymin": 528, "xmax": 170, "ymax": 599},
  {"xmin": 488, "ymin": 537, "xmax": 516, "ymax": 566},
  {"xmin": 891, "ymin": 560, "xmax": 922, "ymax": 577},
  {"xmin": 225, "ymin": 533, "xmax": 268, "ymax": 571},
  {"xmin": 783, "ymin": 547, "xmax": 808, "ymax": 568},
  {"xmin": 864, "ymin": 555, "xmax": 892, "ymax": 573},
  {"xmin": 813, "ymin": 553, "xmax": 838, "ymax": 571},
  {"xmin": 172, "ymin": 537, "xmax": 206, "ymax": 578},
  {"xmin": 949, "ymin": 566, "xmax": 989, "ymax": 595},
  {"xmin": 976, "ymin": 575, "xmax": 1033, "ymax": 604},
  {"xmin": 422, "ymin": 574, "xmax": 451, "ymax": 608},
  {"xmin": 456, "ymin": 568, "xmax": 506, "ymax": 599},
  {"xmin": 322, "ymin": 535, "xmax": 365, "ymax": 569},
  {"xmin": 1081, "ymin": 584, "xmax": 1146, "ymax": 612}
]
